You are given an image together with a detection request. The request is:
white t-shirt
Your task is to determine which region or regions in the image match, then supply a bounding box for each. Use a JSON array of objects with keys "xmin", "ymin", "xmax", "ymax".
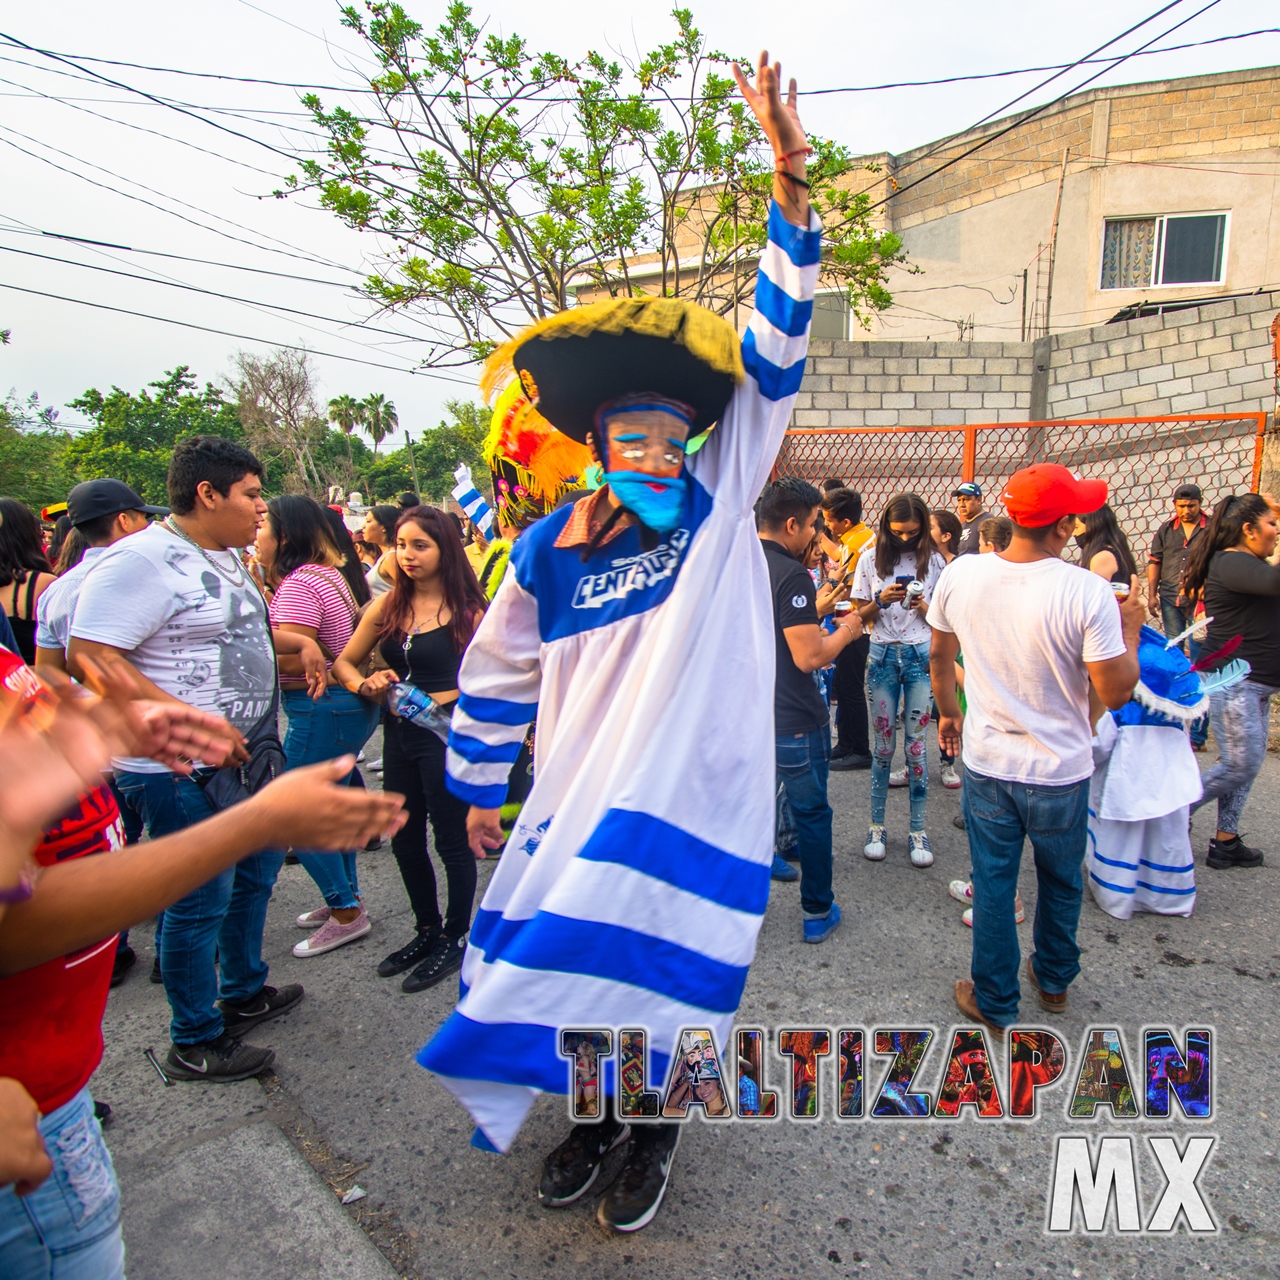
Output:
[
  {"xmin": 851, "ymin": 547, "xmax": 947, "ymax": 645},
  {"xmin": 927, "ymin": 553, "xmax": 1127, "ymax": 785},
  {"xmin": 69, "ymin": 522, "xmax": 276, "ymax": 773},
  {"xmin": 35, "ymin": 545, "xmax": 109, "ymax": 653}
]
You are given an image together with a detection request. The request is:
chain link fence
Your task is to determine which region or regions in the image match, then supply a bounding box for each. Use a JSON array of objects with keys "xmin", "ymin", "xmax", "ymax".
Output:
[{"xmin": 776, "ymin": 414, "xmax": 1268, "ymax": 546}]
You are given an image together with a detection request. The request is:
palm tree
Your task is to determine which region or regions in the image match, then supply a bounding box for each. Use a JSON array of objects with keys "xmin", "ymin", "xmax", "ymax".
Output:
[
  {"xmin": 327, "ymin": 393, "xmax": 360, "ymax": 463},
  {"xmin": 361, "ymin": 393, "xmax": 398, "ymax": 459}
]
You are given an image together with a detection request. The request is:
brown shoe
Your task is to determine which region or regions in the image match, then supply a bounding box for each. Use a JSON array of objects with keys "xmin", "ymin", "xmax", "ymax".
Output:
[
  {"xmin": 1026, "ymin": 955, "xmax": 1067, "ymax": 1013},
  {"xmin": 953, "ymin": 980, "xmax": 1007, "ymax": 1038}
]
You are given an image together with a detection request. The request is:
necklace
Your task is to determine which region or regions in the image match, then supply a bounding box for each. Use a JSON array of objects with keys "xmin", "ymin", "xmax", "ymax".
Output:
[
  {"xmin": 163, "ymin": 517, "xmax": 249, "ymax": 588},
  {"xmin": 402, "ymin": 600, "xmax": 444, "ymax": 657}
]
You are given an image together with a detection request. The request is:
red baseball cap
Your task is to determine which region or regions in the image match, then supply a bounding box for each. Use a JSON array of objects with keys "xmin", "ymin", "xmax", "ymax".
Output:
[{"xmin": 1000, "ymin": 464, "xmax": 1108, "ymax": 528}]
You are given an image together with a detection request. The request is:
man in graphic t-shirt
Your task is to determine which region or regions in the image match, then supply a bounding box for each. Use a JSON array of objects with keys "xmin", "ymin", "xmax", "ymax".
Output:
[
  {"xmin": 928, "ymin": 464, "xmax": 1145, "ymax": 1032},
  {"xmin": 758, "ymin": 477, "xmax": 863, "ymax": 944},
  {"xmin": 69, "ymin": 437, "xmax": 325, "ymax": 1083}
]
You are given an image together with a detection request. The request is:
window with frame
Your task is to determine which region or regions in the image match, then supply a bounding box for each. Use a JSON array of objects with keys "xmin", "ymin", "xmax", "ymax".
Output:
[
  {"xmin": 1099, "ymin": 213, "xmax": 1227, "ymax": 290},
  {"xmin": 810, "ymin": 291, "xmax": 850, "ymax": 340}
]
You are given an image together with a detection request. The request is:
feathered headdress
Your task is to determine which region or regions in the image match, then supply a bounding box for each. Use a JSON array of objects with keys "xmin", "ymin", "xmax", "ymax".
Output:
[{"xmin": 483, "ymin": 380, "xmax": 593, "ymax": 530}]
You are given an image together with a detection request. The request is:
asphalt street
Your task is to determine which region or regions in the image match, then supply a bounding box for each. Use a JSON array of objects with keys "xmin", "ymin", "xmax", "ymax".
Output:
[{"xmin": 97, "ymin": 724, "xmax": 1280, "ymax": 1280}]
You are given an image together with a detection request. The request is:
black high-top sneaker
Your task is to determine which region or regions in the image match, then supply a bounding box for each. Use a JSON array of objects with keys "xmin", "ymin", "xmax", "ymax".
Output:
[{"xmin": 1206, "ymin": 834, "xmax": 1264, "ymax": 870}]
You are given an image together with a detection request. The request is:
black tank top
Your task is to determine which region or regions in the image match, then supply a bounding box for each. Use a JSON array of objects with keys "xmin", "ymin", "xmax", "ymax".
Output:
[
  {"xmin": 8, "ymin": 574, "xmax": 40, "ymax": 664},
  {"xmin": 380, "ymin": 626, "xmax": 461, "ymax": 696}
]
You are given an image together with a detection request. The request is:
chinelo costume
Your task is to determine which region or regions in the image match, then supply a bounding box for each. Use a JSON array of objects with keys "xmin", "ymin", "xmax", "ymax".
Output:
[
  {"xmin": 415, "ymin": 199, "xmax": 821, "ymax": 1225},
  {"xmin": 1086, "ymin": 625, "xmax": 1247, "ymax": 919}
]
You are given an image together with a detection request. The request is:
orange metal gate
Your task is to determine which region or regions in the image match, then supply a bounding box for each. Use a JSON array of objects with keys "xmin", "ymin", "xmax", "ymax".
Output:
[{"xmin": 775, "ymin": 414, "xmax": 1267, "ymax": 543}]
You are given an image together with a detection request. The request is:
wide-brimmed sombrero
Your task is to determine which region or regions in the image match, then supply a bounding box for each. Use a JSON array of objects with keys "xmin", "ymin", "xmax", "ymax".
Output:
[{"xmin": 481, "ymin": 298, "xmax": 744, "ymax": 445}]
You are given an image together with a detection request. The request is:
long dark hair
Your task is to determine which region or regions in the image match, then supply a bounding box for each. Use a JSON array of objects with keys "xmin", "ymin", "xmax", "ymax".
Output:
[
  {"xmin": 931, "ymin": 508, "xmax": 962, "ymax": 557},
  {"xmin": 1076, "ymin": 503, "xmax": 1137, "ymax": 579},
  {"xmin": 264, "ymin": 495, "xmax": 342, "ymax": 589},
  {"xmin": 0, "ymin": 498, "xmax": 52, "ymax": 588},
  {"xmin": 1181, "ymin": 493, "xmax": 1272, "ymax": 598},
  {"xmin": 367, "ymin": 504, "xmax": 400, "ymax": 546},
  {"xmin": 55, "ymin": 527, "xmax": 89, "ymax": 575},
  {"xmin": 379, "ymin": 506, "xmax": 485, "ymax": 655},
  {"xmin": 48, "ymin": 514, "xmax": 74, "ymax": 565},
  {"xmin": 319, "ymin": 504, "xmax": 371, "ymax": 607},
  {"xmin": 873, "ymin": 493, "xmax": 934, "ymax": 579}
]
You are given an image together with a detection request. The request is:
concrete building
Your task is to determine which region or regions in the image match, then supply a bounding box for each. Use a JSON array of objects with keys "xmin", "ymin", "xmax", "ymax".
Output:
[{"xmin": 819, "ymin": 65, "xmax": 1280, "ymax": 345}]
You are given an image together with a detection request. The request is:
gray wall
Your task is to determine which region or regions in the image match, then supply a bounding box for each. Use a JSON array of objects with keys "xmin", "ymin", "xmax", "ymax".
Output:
[{"xmin": 793, "ymin": 290, "xmax": 1278, "ymax": 428}]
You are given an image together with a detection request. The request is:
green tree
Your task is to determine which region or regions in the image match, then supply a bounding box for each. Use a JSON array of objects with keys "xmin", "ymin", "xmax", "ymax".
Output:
[
  {"xmin": 0, "ymin": 392, "xmax": 76, "ymax": 509},
  {"xmin": 411, "ymin": 399, "xmax": 491, "ymax": 503},
  {"xmin": 360, "ymin": 393, "xmax": 398, "ymax": 458},
  {"xmin": 327, "ymin": 392, "xmax": 363, "ymax": 464},
  {"xmin": 65, "ymin": 368, "xmax": 257, "ymax": 504},
  {"xmin": 289, "ymin": 5, "xmax": 908, "ymax": 364}
]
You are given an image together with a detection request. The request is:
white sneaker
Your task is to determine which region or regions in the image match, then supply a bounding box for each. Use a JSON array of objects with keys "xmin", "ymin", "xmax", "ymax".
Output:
[
  {"xmin": 367, "ymin": 757, "xmax": 383, "ymax": 773},
  {"xmin": 948, "ymin": 879, "xmax": 972, "ymax": 905},
  {"xmin": 864, "ymin": 825, "xmax": 887, "ymax": 861},
  {"xmin": 908, "ymin": 831, "xmax": 934, "ymax": 867},
  {"xmin": 888, "ymin": 767, "xmax": 908, "ymax": 788},
  {"xmin": 941, "ymin": 765, "xmax": 961, "ymax": 789},
  {"xmin": 357, "ymin": 749, "xmax": 367, "ymax": 763}
]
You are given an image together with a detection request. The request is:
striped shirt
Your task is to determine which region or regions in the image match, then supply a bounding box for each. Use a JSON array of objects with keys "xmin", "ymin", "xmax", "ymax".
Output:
[{"xmin": 269, "ymin": 566, "xmax": 357, "ymax": 664}]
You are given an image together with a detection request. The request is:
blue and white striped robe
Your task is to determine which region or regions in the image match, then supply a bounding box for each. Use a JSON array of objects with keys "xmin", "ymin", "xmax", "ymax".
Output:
[{"xmin": 419, "ymin": 202, "xmax": 821, "ymax": 1151}]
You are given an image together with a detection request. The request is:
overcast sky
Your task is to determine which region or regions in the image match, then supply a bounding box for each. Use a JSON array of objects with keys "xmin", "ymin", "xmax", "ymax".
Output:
[{"xmin": 2, "ymin": 0, "xmax": 1277, "ymax": 439}]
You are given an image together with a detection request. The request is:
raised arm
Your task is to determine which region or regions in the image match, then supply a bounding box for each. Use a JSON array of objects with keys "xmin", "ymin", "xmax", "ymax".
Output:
[{"xmin": 691, "ymin": 52, "xmax": 821, "ymax": 510}]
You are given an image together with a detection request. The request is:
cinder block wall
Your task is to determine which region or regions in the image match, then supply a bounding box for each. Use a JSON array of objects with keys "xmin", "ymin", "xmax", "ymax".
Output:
[
  {"xmin": 1044, "ymin": 292, "xmax": 1277, "ymax": 418},
  {"xmin": 795, "ymin": 291, "xmax": 1278, "ymax": 428}
]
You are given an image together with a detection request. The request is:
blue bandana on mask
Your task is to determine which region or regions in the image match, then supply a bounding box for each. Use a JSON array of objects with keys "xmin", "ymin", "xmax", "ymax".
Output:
[{"xmin": 602, "ymin": 470, "xmax": 687, "ymax": 533}]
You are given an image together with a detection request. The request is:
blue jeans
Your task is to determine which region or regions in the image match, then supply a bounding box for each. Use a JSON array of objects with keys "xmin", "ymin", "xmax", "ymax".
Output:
[
  {"xmin": 0, "ymin": 1088, "xmax": 123, "ymax": 1279},
  {"xmin": 962, "ymin": 766, "xmax": 1089, "ymax": 1027},
  {"xmin": 282, "ymin": 688, "xmax": 380, "ymax": 909},
  {"xmin": 775, "ymin": 727, "xmax": 833, "ymax": 917},
  {"xmin": 114, "ymin": 770, "xmax": 284, "ymax": 1045},
  {"xmin": 866, "ymin": 640, "xmax": 933, "ymax": 829},
  {"xmin": 1160, "ymin": 597, "xmax": 1207, "ymax": 747}
]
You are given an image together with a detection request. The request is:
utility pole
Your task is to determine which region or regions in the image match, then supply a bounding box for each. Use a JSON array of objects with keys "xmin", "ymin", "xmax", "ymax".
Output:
[
  {"xmin": 1020, "ymin": 268, "xmax": 1028, "ymax": 342},
  {"xmin": 404, "ymin": 430, "xmax": 421, "ymax": 496},
  {"xmin": 1042, "ymin": 148, "xmax": 1069, "ymax": 337}
]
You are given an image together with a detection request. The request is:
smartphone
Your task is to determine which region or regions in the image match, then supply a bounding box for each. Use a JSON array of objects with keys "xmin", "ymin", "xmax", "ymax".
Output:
[{"xmin": 894, "ymin": 575, "xmax": 913, "ymax": 586}]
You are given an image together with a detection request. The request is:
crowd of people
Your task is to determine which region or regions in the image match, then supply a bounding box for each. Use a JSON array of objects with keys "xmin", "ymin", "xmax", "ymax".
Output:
[{"xmin": 2, "ymin": 46, "xmax": 1278, "ymax": 1267}]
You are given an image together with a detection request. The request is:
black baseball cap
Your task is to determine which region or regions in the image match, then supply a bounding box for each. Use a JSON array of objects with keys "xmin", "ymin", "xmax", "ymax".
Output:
[
  {"xmin": 67, "ymin": 479, "xmax": 168, "ymax": 527},
  {"xmin": 1173, "ymin": 483, "xmax": 1202, "ymax": 501}
]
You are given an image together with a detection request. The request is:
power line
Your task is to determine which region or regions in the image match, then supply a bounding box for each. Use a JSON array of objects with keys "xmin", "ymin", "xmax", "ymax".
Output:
[
  {"xmin": 0, "ymin": 221, "xmax": 356, "ymax": 289},
  {"xmin": 0, "ymin": 124, "xmax": 360, "ymax": 275},
  {"xmin": 864, "ymin": 0, "xmax": 1226, "ymax": 213},
  {"xmin": 4, "ymin": 27, "xmax": 1275, "ymax": 100},
  {"xmin": 0, "ymin": 29, "xmax": 298, "ymax": 161},
  {"xmin": 0, "ymin": 280, "xmax": 479, "ymax": 384},
  {"xmin": 0, "ymin": 242, "xmax": 448, "ymax": 347}
]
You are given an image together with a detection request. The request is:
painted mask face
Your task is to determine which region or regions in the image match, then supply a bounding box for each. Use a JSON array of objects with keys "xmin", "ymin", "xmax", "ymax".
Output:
[{"xmin": 598, "ymin": 400, "xmax": 693, "ymax": 534}]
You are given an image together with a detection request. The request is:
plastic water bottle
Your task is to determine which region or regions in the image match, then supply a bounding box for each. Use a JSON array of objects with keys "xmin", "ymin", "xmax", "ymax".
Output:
[{"xmin": 387, "ymin": 682, "xmax": 453, "ymax": 743}]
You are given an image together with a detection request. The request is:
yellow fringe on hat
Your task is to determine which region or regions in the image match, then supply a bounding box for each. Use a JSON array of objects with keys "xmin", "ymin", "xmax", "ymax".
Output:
[
  {"xmin": 480, "ymin": 297, "xmax": 744, "ymax": 409},
  {"xmin": 483, "ymin": 380, "xmax": 593, "ymax": 505}
]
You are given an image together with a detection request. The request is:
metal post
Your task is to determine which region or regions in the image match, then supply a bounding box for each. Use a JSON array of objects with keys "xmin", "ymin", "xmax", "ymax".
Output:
[
  {"xmin": 405, "ymin": 430, "xmax": 421, "ymax": 496},
  {"xmin": 1020, "ymin": 268, "xmax": 1028, "ymax": 342},
  {"xmin": 1042, "ymin": 149, "xmax": 1069, "ymax": 337}
]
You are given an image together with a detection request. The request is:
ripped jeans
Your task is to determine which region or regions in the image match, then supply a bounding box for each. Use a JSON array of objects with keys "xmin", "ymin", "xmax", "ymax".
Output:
[
  {"xmin": 1192, "ymin": 678, "xmax": 1279, "ymax": 834},
  {"xmin": 0, "ymin": 1087, "xmax": 124, "ymax": 1279},
  {"xmin": 867, "ymin": 640, "xmax": 933, "ymax": 830}
]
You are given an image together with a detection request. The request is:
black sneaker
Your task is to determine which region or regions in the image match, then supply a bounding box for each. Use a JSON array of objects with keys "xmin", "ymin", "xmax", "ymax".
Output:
[
  {"xmin": 538, "ymin": 1119, "xmax": 631, "ymax": 1207},
  {"xmin": 829, "ymin": 752, "xmax": 871, "ymax": 772},
  {"xmin": 93, "ymin": 1100, "xmax": 114, "ymax": 1126},
  {"xmin": 377, "ymin": 928, "xmax": 441, "ymax": 978},
  {"xmin": 217, "ymin": 984, "xmax": 304, "ymax": 1038},
  {"xmin": 110, "ymin": 945, "xmax": 137, "ymax": 988},
  {"xmin": 165, "ymin": 1033, "xmax": 275, "ymax": 1082},
  {"xmin": 401, "ymin": 934, "xmax": 467, "ymax": 993},
  {"xmin": 597, "ymin": 1124, "xmax": 681, "ymax": 1233},
  {"xmin": 364, "ymin": 834, "xmax": 383, "ymax": 852},
  {"xmin": 150, "ymin": 955, "xmax": 163, "ymax": 983},
  {"xmin": 1206, "ymin": 835, "xmax": 1264, "ymax": 870},
  {"xmin": 952, "ymin": 813, "xmax": 967, "ymax": 831}
]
